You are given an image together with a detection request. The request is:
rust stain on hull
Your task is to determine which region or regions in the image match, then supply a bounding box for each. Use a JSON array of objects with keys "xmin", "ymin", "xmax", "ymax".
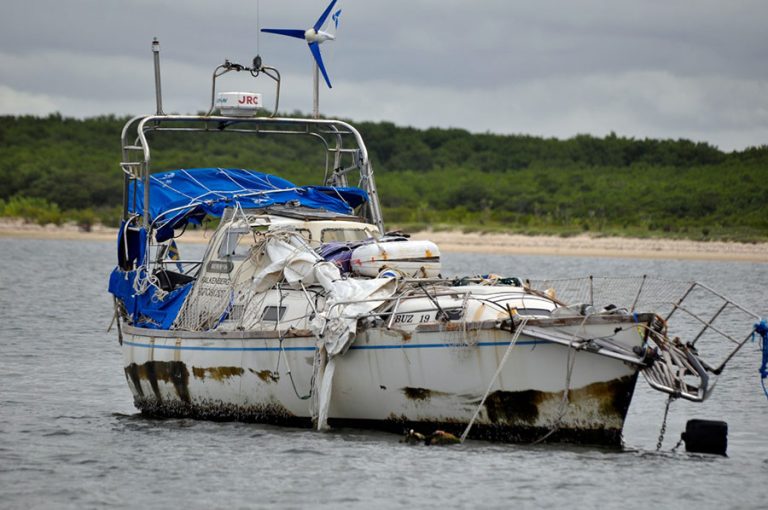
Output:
[
  {"xmin": 192, "ymin": 366, "xmax": 244, "ymax": 382},
  {"xmin": 484, "ymin": 374, "xmax": 638, "ymax": 429},
  {"xmin": 249, "ymin": 369, "xmax": 280, "ymax": 384},
  {"xmin": 402, "ymin": 387, "xmax": 455, "ymax": 402},
  {"xmin": 484, "ymin": 390, "xmax": 541, "ymax": 424},
  {"xmin": 393, "ymin": 374, "xmax": 638, "ymax": 446},
  {"xmin": 125, "ymin": 361, "xmax": 191, "ymax": 403},
  {"xmin": 124, "ymin": 366, "xmax": 638, "ymax": 447},
  {"xmin": 403, "ymin": 387, "xmax": 432, "ymax": 401}
]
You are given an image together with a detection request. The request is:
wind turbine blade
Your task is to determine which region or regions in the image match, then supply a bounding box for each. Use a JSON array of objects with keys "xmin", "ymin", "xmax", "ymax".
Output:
[
  {"xmin": 308, "ymin": 42, "xmax": 332, "ymax": 88},
  {"xmin": 261, "ymin": 28, "xmax": 306, "ymax": 39},
  {"xmin": 313, "ymin": 0, "xmax": 338, "ymax": 32}
]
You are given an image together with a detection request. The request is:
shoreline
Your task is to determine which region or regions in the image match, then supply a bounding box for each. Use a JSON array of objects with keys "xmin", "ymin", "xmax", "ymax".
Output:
[
  {"xmin": 1, "ymin": 220, "xmax": 766, "ymax": 262},
  {"xmin": 409, "ymin": 230, "xmax": 768, "ymax": 262}
]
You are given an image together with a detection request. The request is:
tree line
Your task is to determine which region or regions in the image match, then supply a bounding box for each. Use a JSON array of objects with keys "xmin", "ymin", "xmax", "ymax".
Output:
[{"xmin": 1, "ymin": 114, "xmax": 766, "ymax": 240}]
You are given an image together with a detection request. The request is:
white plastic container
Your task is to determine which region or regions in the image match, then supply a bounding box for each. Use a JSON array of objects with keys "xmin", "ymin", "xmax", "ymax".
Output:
[{"xmin": 350, "ymin": 240, "xmax": 441, "ymax": 278}]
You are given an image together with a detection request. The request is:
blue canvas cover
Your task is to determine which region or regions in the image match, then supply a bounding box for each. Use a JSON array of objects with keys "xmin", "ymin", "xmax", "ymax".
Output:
[
  {"xmin": 108, "ymin": 268, "xmax": 192, "ymax": 330},
  {"xmin": 128, "ymin": 168, "xmax": 368, "ymax": 241},
  {"xmin": 111, "ymin": 168, "xmax": 369, "ymax": 330},
  {"xmin": 116, "ymin": 220, "xmax": 147, "ymax": 270}
]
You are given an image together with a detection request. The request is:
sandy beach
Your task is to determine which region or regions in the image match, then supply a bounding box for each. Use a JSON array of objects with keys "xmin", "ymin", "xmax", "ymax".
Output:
[
  {"xmin": 2, "ymin": 219, "xmax": 766, "ymax": 262},
  {"xmin": 409, "ymin": 230, "xmax": 768, "ymax": 262}
]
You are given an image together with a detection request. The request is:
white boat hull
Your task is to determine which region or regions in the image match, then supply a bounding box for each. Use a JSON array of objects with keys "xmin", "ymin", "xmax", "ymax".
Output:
[{"xmin": 121, "ymin": 315, "xmax": 646, "ymax": 445}]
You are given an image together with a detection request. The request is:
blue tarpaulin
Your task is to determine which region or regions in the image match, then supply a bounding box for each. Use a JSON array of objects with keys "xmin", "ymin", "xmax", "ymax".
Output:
[
  {"xmin": 128, "ymin": 168, "xmax": 368, "ymax": 242},
  {"xmin": 111, "ymin": 168, "xmax": 368, "ymax": 329},
  {"xmin": 108, "ymin": 268, "xmax": 192, "ymax": 330},
  {"xmin": 116, "ymin": 220, "xmax": 147, "ymax": 270}
]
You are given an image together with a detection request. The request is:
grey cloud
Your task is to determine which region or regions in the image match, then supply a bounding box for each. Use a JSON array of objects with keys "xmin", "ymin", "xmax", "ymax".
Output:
[{"xmin": 0, "ymin": 0, "xmax": 766, "ymax": 150}]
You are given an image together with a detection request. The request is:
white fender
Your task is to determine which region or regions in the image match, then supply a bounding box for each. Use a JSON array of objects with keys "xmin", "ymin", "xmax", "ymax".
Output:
[{"xmin": 350, "ymin": 240, "xmax": 441, "ymax": 278}]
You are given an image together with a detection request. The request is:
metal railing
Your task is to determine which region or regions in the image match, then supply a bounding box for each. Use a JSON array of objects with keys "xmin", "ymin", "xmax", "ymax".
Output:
[{"xmin": 529, "ymin": 275, "xmax": 761, "ymax": 401}]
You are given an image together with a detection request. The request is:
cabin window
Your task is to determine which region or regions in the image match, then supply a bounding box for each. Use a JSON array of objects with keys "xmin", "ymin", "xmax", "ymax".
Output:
[
  {"xmin": 321, "ymin": 228, "xmax": 372, "ymax": 243},
  {"xmin": 261, "ymin": 306, "xmax": 287, "ymax": 322}
]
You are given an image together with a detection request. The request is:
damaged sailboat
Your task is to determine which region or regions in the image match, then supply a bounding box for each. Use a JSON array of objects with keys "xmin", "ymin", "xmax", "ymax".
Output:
[{"xmin": 108, "ymin": 42, "xmax": 762, "ymax": 447}]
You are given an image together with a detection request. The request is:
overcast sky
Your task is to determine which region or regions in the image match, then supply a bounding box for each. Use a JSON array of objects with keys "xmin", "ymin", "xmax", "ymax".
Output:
[{"xmin": 1, "ymin": 0, "xmax": 766, "ymax": 151}]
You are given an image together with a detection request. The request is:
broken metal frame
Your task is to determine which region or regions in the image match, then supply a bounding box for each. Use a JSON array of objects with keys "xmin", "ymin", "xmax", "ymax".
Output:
[{"xmin": 532, "ymin": 275, "xmax": 761, "ymax": 402}]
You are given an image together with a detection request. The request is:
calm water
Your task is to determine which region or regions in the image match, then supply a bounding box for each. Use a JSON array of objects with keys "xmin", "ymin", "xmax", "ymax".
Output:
[{"xmin": 1, "ymin": 238, "xmax": 766, "ymax": 509}]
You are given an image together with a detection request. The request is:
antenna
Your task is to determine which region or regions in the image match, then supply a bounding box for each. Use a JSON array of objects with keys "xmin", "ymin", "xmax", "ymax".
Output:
[
  {"xmin": 261, "ymin": 0, "xmax": 342, "ymax": 118},
  {"xmin": 151, "ymin": 37, "xmax": 164, "ymax": 115}
]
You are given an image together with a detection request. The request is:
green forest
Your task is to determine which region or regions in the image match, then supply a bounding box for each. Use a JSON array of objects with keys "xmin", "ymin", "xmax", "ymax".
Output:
[{"xmin": 1, "ymin": 114, "xmax": 767, "ymax": 241}]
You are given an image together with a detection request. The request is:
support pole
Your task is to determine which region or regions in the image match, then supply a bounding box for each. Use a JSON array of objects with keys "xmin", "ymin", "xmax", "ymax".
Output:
[
  {"xmin": 152, "ymin": 38, "xmax": 164, "ymax": 116},
  {"xmin": 147, "ymin": 37, "xmax": 162, "ymax": 227},
  {"xmin": 313, "ymin": 62, "xmax": 319, "ymax": 119}
]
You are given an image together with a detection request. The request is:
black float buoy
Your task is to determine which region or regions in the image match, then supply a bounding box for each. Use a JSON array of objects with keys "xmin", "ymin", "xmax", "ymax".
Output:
[{"xmin": 681, "ymin": 419, "xmax": 728, "ymax": 456}]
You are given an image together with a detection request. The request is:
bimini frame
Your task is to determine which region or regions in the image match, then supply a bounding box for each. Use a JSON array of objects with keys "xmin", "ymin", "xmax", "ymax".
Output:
[
  {"xmin": 119, "ymin": 115, "xmax": 384, "ymax": 234},
  {"xmin": 119, "ymin": 39, "xmax": 384, "ymax": 235}
]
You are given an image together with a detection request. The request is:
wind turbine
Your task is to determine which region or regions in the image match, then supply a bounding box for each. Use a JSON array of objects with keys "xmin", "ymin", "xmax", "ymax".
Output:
[{"xmin": 261, "ymin": 0, "xmax": 342, "ymax": 118}]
